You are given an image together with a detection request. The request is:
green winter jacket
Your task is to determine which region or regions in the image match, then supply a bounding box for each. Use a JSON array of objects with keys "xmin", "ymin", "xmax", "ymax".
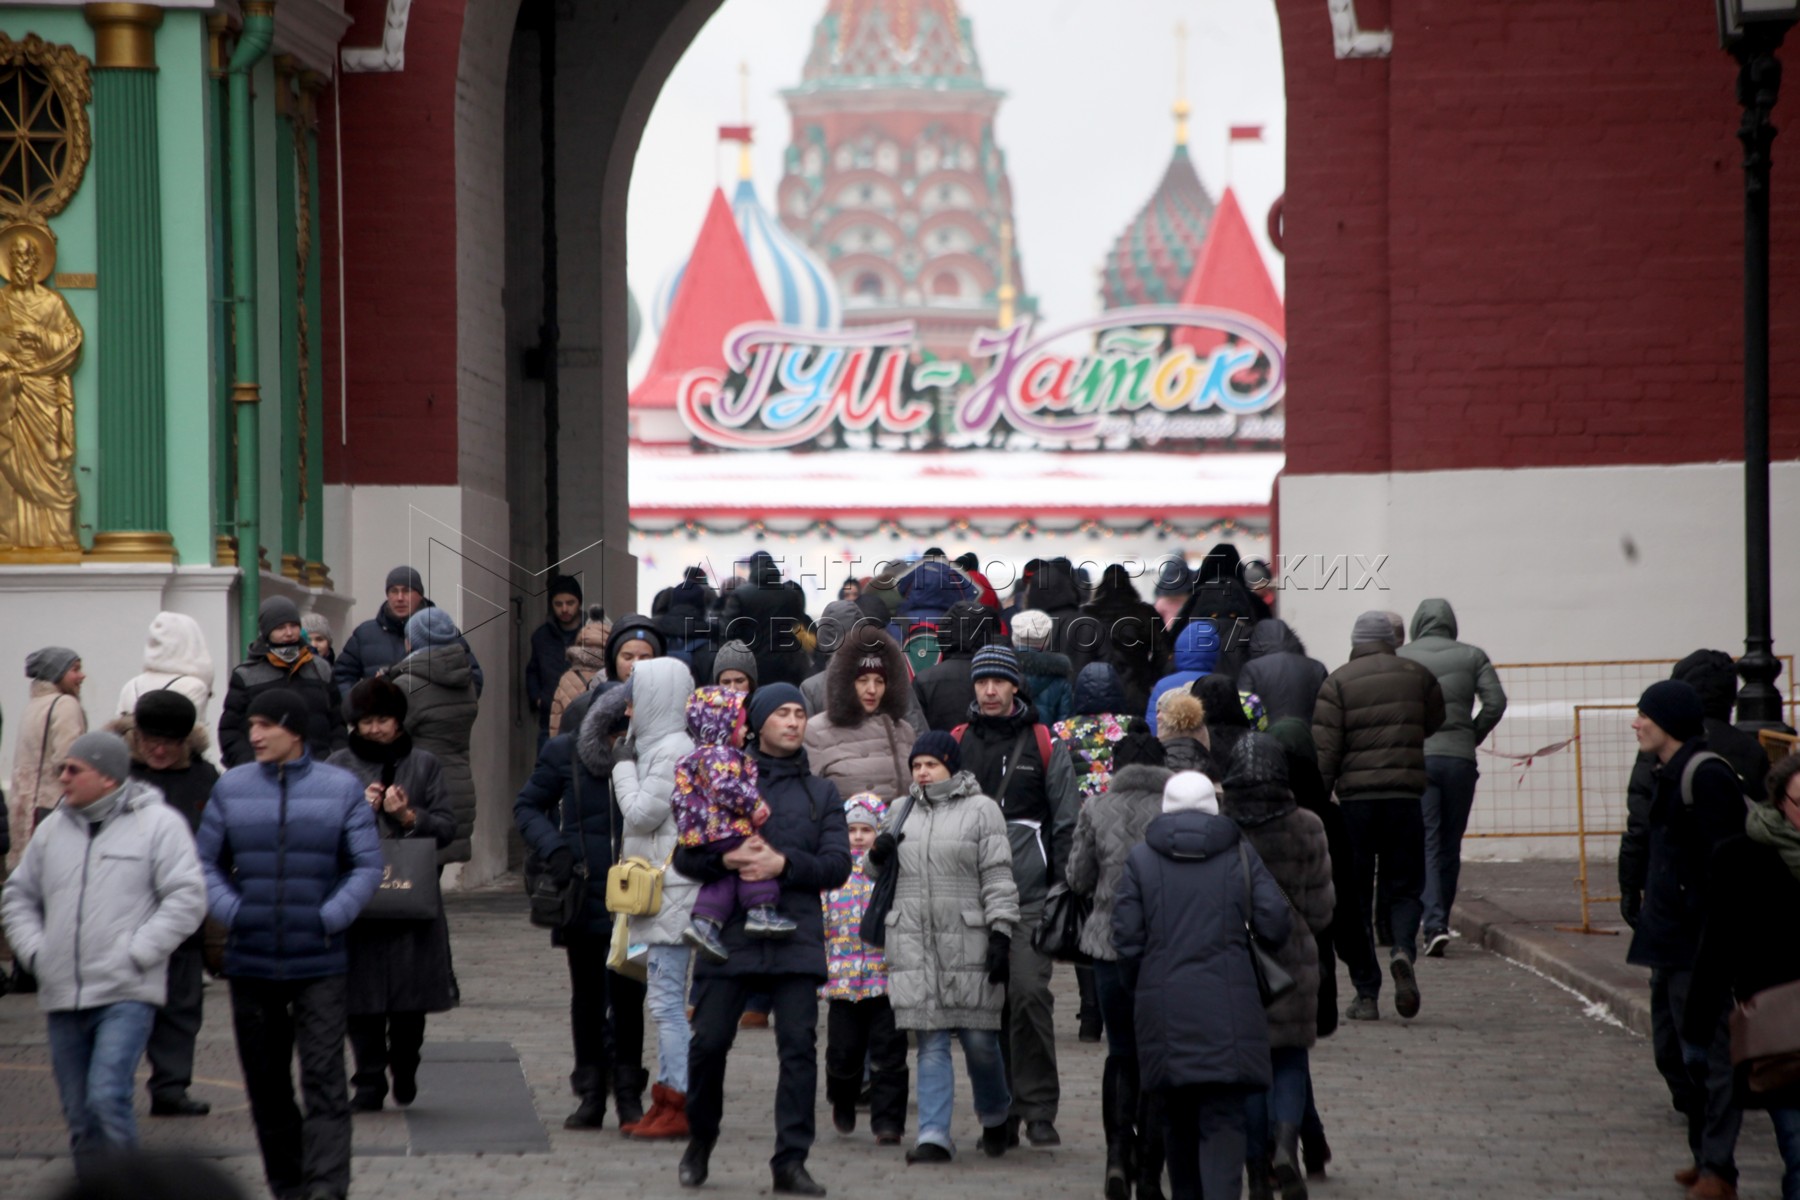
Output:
[{"xmin": 1398, "ymin": 600, "xmax": 1507, "ymax": 762}]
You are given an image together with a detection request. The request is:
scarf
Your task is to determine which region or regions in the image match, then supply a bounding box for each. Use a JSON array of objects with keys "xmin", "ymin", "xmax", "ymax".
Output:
[
  {"xmin": 69, "ymin": 786, "xmax": 123, "ymax": 828},
  {"xmin": 267, "ymin": 642, "xmax": 310, "ymax": 669},
  {"xmin": 1745, "ymin": 801, "xmax": 1800, "ymax": 883},
  {"xmin": 349, "ymin": 731, "xmax": 415, "ymax": 789}
]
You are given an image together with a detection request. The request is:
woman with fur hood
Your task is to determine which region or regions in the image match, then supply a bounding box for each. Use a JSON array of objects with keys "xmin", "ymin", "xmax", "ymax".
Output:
[
  {"xmin": 117, "ymin": 612, "xmax": 215, "ymax": 721},
  {"xmin": 803, "ymin": 625, "xmax": 918, "ymax": 802},
  {"xmin": 598, "ymin": 656, "xmax": 699, "ymax": 1139},
  {"xmin": 1219, "ymin": 734, "xmax": 1335, "ymax": 1200},
  {"xmin": 549, "ymin": 609, "xmax": 610, "ymax": 738}
]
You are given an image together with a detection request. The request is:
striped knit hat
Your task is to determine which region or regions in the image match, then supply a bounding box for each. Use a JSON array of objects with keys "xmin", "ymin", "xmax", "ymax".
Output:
[{"xmin": 970, "ymin": 644, "xmax": 1023, "ymax": 688}]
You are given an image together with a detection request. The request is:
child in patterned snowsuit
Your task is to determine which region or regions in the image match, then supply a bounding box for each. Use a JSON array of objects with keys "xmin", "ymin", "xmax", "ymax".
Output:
[
  {"xmin": 673, "ymin": 685, "xmax": 792, "ymax": 961},
  {"xmin": 821, "ymin": 792, "xmax": 909, "ymax": 1142}
]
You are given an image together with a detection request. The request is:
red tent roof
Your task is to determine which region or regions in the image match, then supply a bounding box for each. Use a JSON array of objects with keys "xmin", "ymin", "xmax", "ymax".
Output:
[
  {"xmin": 631, "ymin": 188, "xmax": 775, "ymax": 410},
  {"xmin": 1173, "ymin": 187, "xmax": 1285, "ymax": 358}
]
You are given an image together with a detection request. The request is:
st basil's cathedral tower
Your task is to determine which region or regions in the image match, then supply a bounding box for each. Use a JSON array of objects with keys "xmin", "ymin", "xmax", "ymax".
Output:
[{"xmin": 776, "ymin": 0, "xmax": 1030, "ymax": 365}]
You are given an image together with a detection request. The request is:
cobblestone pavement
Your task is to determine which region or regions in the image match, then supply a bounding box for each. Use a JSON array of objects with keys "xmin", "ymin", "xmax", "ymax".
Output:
[{"xmin": 0, "ymin": 884, "xmax": 1784, "ymax": 1200}]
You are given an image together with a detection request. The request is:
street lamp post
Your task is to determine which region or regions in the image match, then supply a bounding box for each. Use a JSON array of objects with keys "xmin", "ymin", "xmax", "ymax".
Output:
[{"xmin": 1718, "ymin": 0, "xmax": 1798, "ymax": 728}]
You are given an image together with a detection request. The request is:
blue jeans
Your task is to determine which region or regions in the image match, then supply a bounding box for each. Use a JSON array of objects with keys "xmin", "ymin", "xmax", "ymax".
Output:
[
  {"xmin": 915, "ymin": 1028, "xmax": 1012, "ymax": 1154},
  {"xmin": 1421, "ymin": 756, "xmax": 1480, "ymax": 936},
  {"xmin": 47, "ymin": 1002, "xmax": 157, "ymax": 1166},
  {"xmin": 645, "ymin": 944, "xmax": 692, "ymax": 1090},
  {"xmin": 1770, "ymin": 1106, "xmax": 1800, "ymax": 1200},
  {"xmin": 1244, "ymin": 1046, "xmax": 1310, "ymax": 1170}
]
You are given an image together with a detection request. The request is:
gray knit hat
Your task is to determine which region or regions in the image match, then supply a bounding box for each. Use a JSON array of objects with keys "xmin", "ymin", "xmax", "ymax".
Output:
[
  {"xmin": 25, "ymin": 646, "xmax": 79, "ymax": 683},
  {"xmin": 65, "ymin": 731, "xmax": 131, "ymax": 785},
  {"xmin": 713, "ymin": 640, "xmax": 759, "ymax": 688},
  {"xmin": 1351, "ymin": 610, "xmax": 1397, "ymax": 648}
]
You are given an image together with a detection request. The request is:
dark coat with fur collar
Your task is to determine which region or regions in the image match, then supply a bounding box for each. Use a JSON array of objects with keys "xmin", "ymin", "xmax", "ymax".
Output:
[{"xmin": 803, "ymin": 625, "xmax": 918, "ymax": 802}]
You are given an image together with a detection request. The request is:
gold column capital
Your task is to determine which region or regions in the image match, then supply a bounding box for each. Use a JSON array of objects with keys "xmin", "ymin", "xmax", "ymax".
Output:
[{"xmin": 83, "ymin": 3, "xmax": 163, "ymax": 70}]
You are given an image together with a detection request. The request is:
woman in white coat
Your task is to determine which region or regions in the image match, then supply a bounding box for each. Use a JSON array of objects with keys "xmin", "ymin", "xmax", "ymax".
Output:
[
  {"xmin": 116, "ymin": 613, "xmax": 214, "ymax": 721},
  {"xmin": 596, "ymin": 656, "xmax": 698, "ymax": 1139}
]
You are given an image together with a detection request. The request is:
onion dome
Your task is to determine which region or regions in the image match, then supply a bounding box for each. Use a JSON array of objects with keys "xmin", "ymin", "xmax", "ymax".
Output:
[
  {"xmin": 794, "ymin": 0, "xmax": 985, "ymax": 92},
  {"xmin": 1100, "ymin": 143, "xmax": 1215, "ymax": 310},
  {"xmin": 653, "ymin": 152, "xmax": 841, "ymax": 335}
]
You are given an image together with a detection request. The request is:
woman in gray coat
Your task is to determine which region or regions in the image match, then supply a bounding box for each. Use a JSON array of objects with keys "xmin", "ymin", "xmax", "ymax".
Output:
[
  {"xmin": 1068, "ymin": 723, "xmax": 1172, "ymax": 1200},
  {"xmin": 868, "ymin": 730, "xmax": 1020, "ymax": 1163},
  {"xmin": 389, "ymin": 609, "xmax": 480, "ymax": 864},
  {"xmin": 1115, "ymin": 770, "xmax": 1291, "ymax": 1200},
  {"xmin": 1220, "ymin": 734, "xmax": 1335, "ymax": 1200}
]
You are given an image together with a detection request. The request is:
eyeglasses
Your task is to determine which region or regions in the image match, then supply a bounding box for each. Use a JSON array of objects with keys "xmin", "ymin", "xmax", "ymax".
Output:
[{"xmin": 56, "ymin": 762, "xmax": 88, "ymax": 777}]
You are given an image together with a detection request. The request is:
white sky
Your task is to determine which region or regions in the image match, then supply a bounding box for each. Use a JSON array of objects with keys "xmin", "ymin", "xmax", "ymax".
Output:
[{"xmin": 625, "ymin": 0, "xmax": 1286, "ymax": 377}]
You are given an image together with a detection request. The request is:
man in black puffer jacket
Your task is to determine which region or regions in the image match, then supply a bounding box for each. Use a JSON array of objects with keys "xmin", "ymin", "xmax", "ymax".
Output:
[
  {"xmin": 913, "ymin": 600, "xmax": 999, "ymax": 731},
  {"xmin": 1237, "ymin": 619, "xmax": 1328, "ymax": 724},
  {"xmin": 219, "ymin": 598, "xmax": 346, "ymax": 767},
  {"xmin": 1312, "ymin": 611, "xmax": 1444, "ymax": 1022},
  {"xmin": 674, "ymin": 683, "xmax": 849, "ymax": 1196}
]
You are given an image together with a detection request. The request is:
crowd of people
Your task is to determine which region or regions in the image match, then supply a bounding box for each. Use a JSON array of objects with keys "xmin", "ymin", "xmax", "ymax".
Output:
[{"xmin": 0, "ymin": 546, "xmax": 1795, "ymax": 1200}]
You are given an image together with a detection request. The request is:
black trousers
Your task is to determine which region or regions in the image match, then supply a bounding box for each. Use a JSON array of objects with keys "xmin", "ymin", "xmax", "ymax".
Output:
[
  {"xmin": 229, "ymin": 974, "xmax": 352, "ymax": 1200},
  {"xmin": 688, "ymin": 973, "xmax": 820, "ymax": 1170},
  {"xmin": 825, "ymin": 996, "xmax": 908, "ymax": 1135},
  {"xmin": 564, "ymin": 930, "xmax": 646, "ymax": 1097},
  {"xmin": 146, "ymin": 938, "xmax": 205, "ymax": 1101},
  {"xmin": 1337, "ymin": 797, "xmax": 1426, "ymax": 997},
  {"xmin": 347, "ymin": 1012, "xmax": 427, "ymax": 1100},
  {"xmin": 1160, "ymin": 1084, "xmax": 1249, "ymax": 1200}
]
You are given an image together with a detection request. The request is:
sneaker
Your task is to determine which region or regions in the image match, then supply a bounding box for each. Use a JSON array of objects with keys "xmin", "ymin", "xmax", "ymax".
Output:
[
  {"xmin": 906, "ymin": 1142, "xmax": 953, "ymax": 1164},
  {"xmin": 833, "ymin": 1105, "xmax": 856, "ymax": 1136},
  {"xmin": 979, "ymin": 1123, "xmax": 1009, "ymax": 1157},
  {"xmin": 1423, "ymin": 931, "xmax": 1450, "ymax": 959},
  {"xmin": 746, "ymin": 905, "xmax": 797, "ymax": 938},
  {"xmin": 1345, "ymin": 995, "xmax": 1379, "ymax": 1021},
  {"xmin": 1391, "ymin": 957, "xmax": 1421, "ymax": 1019},
  {"xmin": 683, "ymin": 918, "xmax": 729, "ymax": 963}
]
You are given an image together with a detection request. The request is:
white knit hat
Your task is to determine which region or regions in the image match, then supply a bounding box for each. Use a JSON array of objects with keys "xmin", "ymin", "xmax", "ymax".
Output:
[
  {"xmin": 1162, "ymin": 770, "xmax": 1219, "ymax": 815},
  {"xmin": 1011, "ymin": 609, "xmax": 1054, "ymax": 651}
]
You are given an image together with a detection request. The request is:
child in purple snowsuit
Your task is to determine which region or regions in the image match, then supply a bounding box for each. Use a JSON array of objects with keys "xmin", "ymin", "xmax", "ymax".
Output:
[{"xmin": 673, "ymin": 686, "xmax": 795, "ymax": 962}]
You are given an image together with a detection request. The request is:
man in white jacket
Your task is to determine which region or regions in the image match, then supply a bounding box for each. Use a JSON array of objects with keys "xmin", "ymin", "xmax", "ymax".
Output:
[{"xmin": 0, "ymin": 731, "xmax": 206, "ymax": 1170}]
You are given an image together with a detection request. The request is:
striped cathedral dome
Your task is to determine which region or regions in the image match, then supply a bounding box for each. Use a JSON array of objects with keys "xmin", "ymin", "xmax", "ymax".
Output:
[
  {"xmin": 1100, "ymin": 141, "xmax": 1216, "ymax": 310},
  {"xmin": 653, "ymin": 176, "xmax": 841, "ymax": 335}
]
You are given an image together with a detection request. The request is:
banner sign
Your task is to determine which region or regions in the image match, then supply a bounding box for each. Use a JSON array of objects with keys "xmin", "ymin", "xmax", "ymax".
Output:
[{"xmin": 676, "ymin": 305, "xmax": 1285, "ymax": 450}]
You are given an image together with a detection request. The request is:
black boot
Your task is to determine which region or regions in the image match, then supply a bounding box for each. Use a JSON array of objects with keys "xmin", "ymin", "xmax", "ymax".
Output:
[
  {"xmin": 1300, "ymin": 1123, "xmax": 1330, "ymax": 1178},
  {"xmin": 1102, "ymin": 1055, "xmax": 1132, "ymax": 1200},
  {"xmin": 614, "ymin": 1065, "xmax": 649, "ymax": 1130},
  {"xmin": 1272, "ymin": 1123, "xmax": 1307, "ymax": 1200},
  {"xmin": 564, "ymin": 1094, "xmax": 606, "ymax": 1129},
  {"xmin": 679, "ymin": 1135, "xmax": 715, "ymax": 1188},
  {"xmin": 1136, "ymin": 1087, "xmax": 1166, "ymax": 1200}
]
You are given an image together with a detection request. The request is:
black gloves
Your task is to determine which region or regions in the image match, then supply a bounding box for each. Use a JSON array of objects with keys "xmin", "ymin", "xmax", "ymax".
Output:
[
  {"xmin": 869, "ymin": 831, "xmax": 901, "ymax": 868},
  {"xmin": 986, "ymin": 931, "xmax": 1011, "ymax": 985},
  {"xmin": 546, "ymin": 847, "xmax": 575, "ymax": 887},
  {"xmin": 1620, "ymin": 889, "xmax": 1642, "ymax": 929}
]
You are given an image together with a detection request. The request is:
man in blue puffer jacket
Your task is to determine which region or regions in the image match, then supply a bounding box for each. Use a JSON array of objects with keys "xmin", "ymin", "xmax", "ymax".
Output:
[{"xmin": 198, "ymin": 688, "xmax": 382, "ymax": 1200}]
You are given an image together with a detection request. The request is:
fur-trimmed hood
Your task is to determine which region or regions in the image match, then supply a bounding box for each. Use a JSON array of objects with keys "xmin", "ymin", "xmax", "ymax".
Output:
[
  {"xmin": 825, "ymin": 623, "xmax": 911, "ymax": 727},
  {"xmin": 576, "ymin": 682, "xmax": 634, "ymax": 777},
  {"xmin": 108, "ymin": 714, "xmax": 210, "ymax": 770}
]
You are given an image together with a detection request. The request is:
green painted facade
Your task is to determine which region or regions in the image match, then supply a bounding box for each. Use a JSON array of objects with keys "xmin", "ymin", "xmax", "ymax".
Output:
[{"xmin": 0, "ymin": 9, "xmax": 327, "ymax": 581}]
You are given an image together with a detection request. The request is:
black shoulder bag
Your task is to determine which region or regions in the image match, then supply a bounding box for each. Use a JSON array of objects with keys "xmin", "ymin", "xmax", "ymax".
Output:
[
  {"xmin": 529, "ymin": 766, "xmax": 590, "ymax": 930},
  {"xmin": 859, "ymin": 794, "xmax": 914, "ymax": 948},
  {"xmin": 1238, "ymin": 840, "xmax": 1296, "ymax": 1006}
]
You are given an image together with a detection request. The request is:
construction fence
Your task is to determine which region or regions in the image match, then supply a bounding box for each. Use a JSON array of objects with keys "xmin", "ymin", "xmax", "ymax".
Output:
[{"xmin": 1465, "ymin": 657, "xmax": 1795, "ymax": 933}]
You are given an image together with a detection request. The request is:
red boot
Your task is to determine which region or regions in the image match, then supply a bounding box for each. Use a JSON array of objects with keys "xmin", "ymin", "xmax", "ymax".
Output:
[{"xmin": 628, "ymin": 1084, "xmax": 688, "ymax": 1139}]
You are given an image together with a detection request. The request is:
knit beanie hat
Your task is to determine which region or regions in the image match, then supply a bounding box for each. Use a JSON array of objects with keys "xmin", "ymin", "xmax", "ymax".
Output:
[
  {"xmin": 347, "ymin": 676, "xmax": 409, "ymax": 724},
  {"xmin": 549, "ymin": 574, "xmax": 583, "ymax": 604},
  {"xmin": 910, "ymin": 729, "xmax": 962, "ymax": 774},
  {"xmin": 747, "ymin": 682, "xmax": 807, "ymax": 734},
  {"xmin": 25, "ymin": 645, "xmax": 79, "ymax": 683},
  {"xmin": 1011, "ymin": 610, "xmax": 1054, "ymax": 651},
  {"xmin": 134, "ymin": 690, "xmax": 198, "ymax": 741},
  {"xmin": 1163, "ymin": 770, "xmax": 1219, "ymax": 815},
  {"xmin": 1351, "ymin": 610, "xmax": 1397, "ymax": 648},
  {"xmin": 1382, "ymin": 611, "xmax": 1407, "ymax": 647},
  {"xmin": 386, "ymin": 565, "xmax": 424, "ymax": 595},
  {"xmin": 844, "ymin": 792, "xmax": 887, "ymax": 829},
  {"xmin": 246, "ymin": 687, "xmax": 311, "ymax": 736},
  {"xmin": 1638, "ymin": 679, "xmax": 1706, "ymax": 743},
  {"xmin": 713, "ymin": 640, "xmax": 759, "ymax": 688},
  {"xmin": 854, "ymin": 652, "xmax": 888, "ymax": 681},
  {"xmin": 970, "ymin": 644, "xmax": 1023, "ymax": 688},
  {"xmin": 1113, "ymin": 719, "xmax": 1167, "ymax": 768},
  {"xmin": 259, "ymin": 595, "xmax": 303, "ymax": 641},
  {"xmin": 66, "ymin": 731, "xmax": 131, "ymax": 785},
  {"xmin": 406, "ymin": 606, "xmax": 460, "ymax": 650}
]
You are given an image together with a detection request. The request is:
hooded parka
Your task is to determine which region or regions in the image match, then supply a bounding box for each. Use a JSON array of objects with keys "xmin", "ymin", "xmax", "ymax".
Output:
[
  {"xmin": 1235, "ymin": 620, "xmax": 1327, "ymax": 725},
  {"xmin": 803, "ymin": 626, "xmax": 918, "ymax": 801},
  {"xmin": 597, "ymin": 658, "xmax": 700, "ymax": 946},
  {"xmin": 116, "ymin": 612, "xmax": 215, "ymax": 718},
  {"xmin": 874, "ymin": 770, "xmax": 1021, "ymax": 1030},
  {"xmin": 387, "ymin": 644, "xmax": 480, "ymax": 864},
  {"xmin": 1397, "ymin": 600, "xmax": 1507, "ymax": 761}
]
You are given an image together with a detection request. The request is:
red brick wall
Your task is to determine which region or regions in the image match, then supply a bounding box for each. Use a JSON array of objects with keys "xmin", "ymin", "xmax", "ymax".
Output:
[
  {"xmin": 1280, "ymin": 0, "xmax": 1800, "ymax": 475},
  {"xmin": 323, "ymin": 0, "xmax": 466, "ymax": 486}
]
